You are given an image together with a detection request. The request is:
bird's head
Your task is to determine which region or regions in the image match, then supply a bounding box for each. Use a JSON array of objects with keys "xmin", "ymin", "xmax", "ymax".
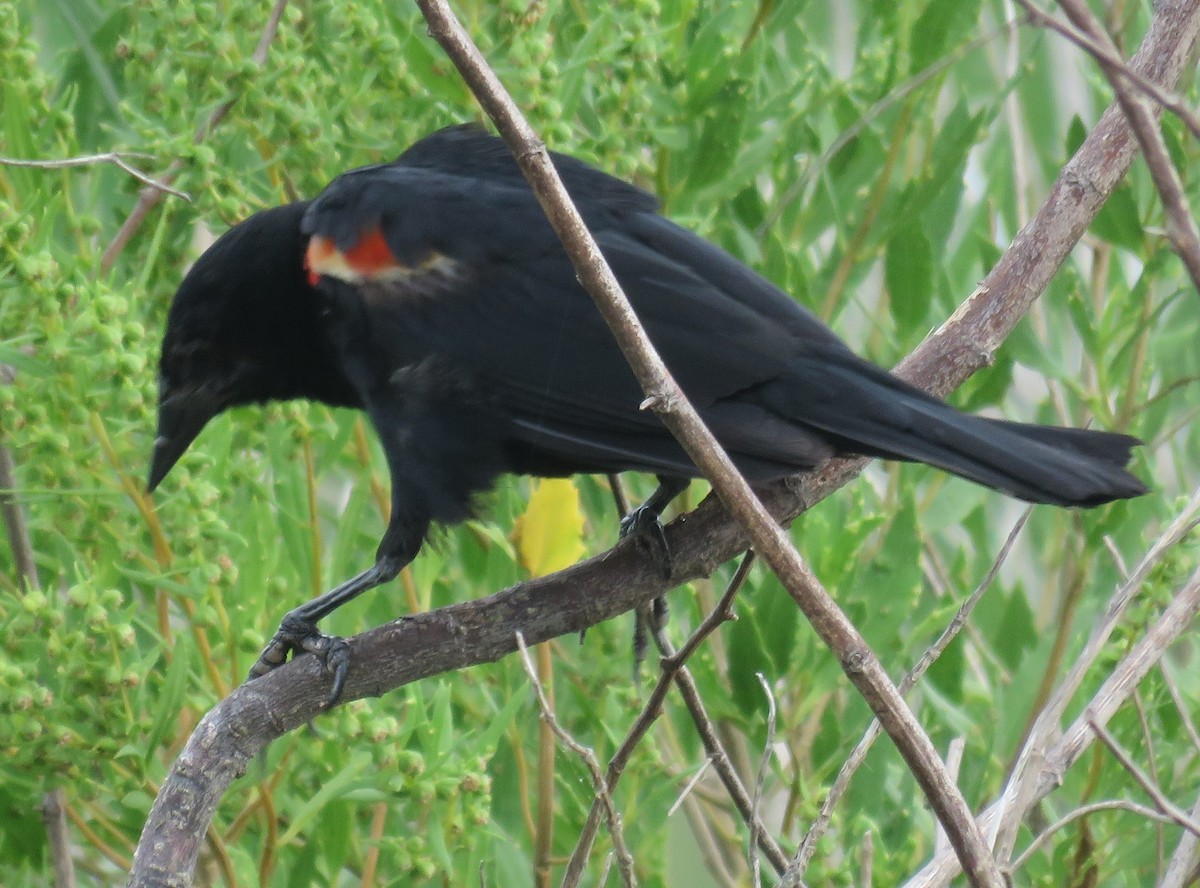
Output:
[{"xmin": 148, "ymin": 201, "xmax": 355, "ymax": 492}]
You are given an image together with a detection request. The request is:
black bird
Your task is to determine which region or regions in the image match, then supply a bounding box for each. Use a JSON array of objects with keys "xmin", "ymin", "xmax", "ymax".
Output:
[{"xmin": 149, "ymin": 125, "xmax": 1146, "ymax": 700}]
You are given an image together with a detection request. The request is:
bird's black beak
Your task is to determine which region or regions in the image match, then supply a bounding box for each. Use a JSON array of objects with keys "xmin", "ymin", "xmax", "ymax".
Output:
[{"xmin": 147, "ymin": 382, "xmax": 222, "ymax": 493}]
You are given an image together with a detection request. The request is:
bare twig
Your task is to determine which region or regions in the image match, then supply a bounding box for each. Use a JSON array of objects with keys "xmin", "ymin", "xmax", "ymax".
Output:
[
  {"xmin": 1088, "ymin": 717, "xmax": 1200, "ymax": 839},
  {"xmin": 667, "ymin": 756, "xmax": 714, "ymax": 818},
  {"xmin": 1007, "ymin": 799, "xmax": 1181, "ymax": 874},
  {"xmin": 1159, "ymin": 663, "xmax": 1200, "ymax": 757},
  {"xmin": 993, "ymin": 487, "xmax": 1200, "ymax": 862},
  {"xmin": 41, "ymin": 789, "xmax": 77, "ymax": 888},
  {"xmin": 0, "ymin": 367, "xmax": 39, "ymax": 591},
  {"xmin": 1161, "ymin": 797, "xmax": 1200, "ymax": 888},
  {"xmin": 0, "ymin": 152, "xmax": 189, "ymax": 199},
  {"xmin": 651, "ymin": 620, "xmax": 790, "ymax": 875},
  {"xmin": 0, "ymin": 448, "xmax": 38, "ymax": 590},
  {"xmin": 100, "ymin": 0, "xmax": 288, "ymax": 271},
  {"xmin": 561, "ymin": 552, "xmax": 754, "ymax": 886},
  {"xmin": 750, "ymin": 673, "xmax": 778, "ymax": 888},
  {"xmin": 787, "ymin": 509, "xmax": 1031, "ymax": 882},
  {"xmin": 906, "ymin": 566, "xmax": 1200, "ymax": 887},
  {"xmin": 860, "ymin": 829, "xmax": 875, "ymax": 888},
  {"xmin": 515, "ymin": 634, "xmax": 637, "ymax": 888},
  {"xmin": 534, "ymin": 640, "xmax": 555, "ymax": 888},
  {"xmin": 1017, "ymin": 1, "xmax": 1200, "ymax": 140},
  {"xmin": 1032, "ymin": 0, "xmax": 1200, "ymax": 294}
]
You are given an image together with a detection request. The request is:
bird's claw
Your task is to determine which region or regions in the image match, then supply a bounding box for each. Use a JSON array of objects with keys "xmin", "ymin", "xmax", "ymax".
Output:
[
  {"xmin": 248, "ymin": 614, "xmax": 351, "ymax": 705},
  {"xmin": 619, "ymin": 505, "xmax": 673, "ymax": 579},
  {"xmin": 632, "ymin": 596, "xmax": 670, "ymax": 678}
]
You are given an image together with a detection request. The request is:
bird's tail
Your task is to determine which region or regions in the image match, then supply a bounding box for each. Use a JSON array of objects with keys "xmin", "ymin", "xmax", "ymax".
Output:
[{"xmin": 764, "ymin": 352, "xmax": 1147, "ymax": 507}]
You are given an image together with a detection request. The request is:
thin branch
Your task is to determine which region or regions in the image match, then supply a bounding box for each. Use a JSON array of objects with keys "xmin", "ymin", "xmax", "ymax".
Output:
[
  {"xmin": 0, "ymin": 152, "xmax": 189, "ymax": 199},
  {"xmin": 787, "ymin": 509, "xmax": 1031, "ymax": 882},
  {"xmin": 1007, "ymin": 799, "xmax": 1182, "ymax": 874},
  {"xmin": 1161, "ymin": 797, "xmax": 1200, "ymax": 888},
  {"xmin": 906, "ymin": 566, "xmax": 1200, "ymax": 887},
  {"xmin": 667, "ymin": 756, "xmax": 714, "ymax": 818},
  {"xmin": 992, "ymin": 486, "xmax": 1200, "ymax": 862},
  {"xmin": 100, "ymin": 0, "xmax": 288, "ymax": 271},
  {"xmin": 1088, "ymin": 717, "xmax": 1200, "ymax": 839},
  {"xmin": 0, "ymin": 449, "xmax": 38, "ymax": 591},
  {"xmin": 650, "ymin": 620, "xmax": 791, "ymax": 875},
  {"xmin": 1159, "ymin": 663, "xmax": 1200, "ymax": 757},
  {"xmin": 41, "ymin": 789, "xmax": 77, "ymax": 888},
  {"xmin": 515, "ymin": 634, "xmax": 637, "ymax": 888},
  {"xmin": 560, "ymin": 552, "xmax": 754, "ymax": 887},
  {"xmin": 859, "ymin": 829, "xmax": 875, "ymax": 888},
  {"xmin": 750, "ymin": 674, "xmax": 779, "ymax": 888},
  {"xmin": 1029, "ymin": 0, "xmax": 1200, "ymax": 294},
  {"xmin": 1017, "ymin": 1, "xmax": 1200, "ymax": 141},
  {"xmin": 0, "ymin": 366, "xmax": 40, "ymax": 591}
]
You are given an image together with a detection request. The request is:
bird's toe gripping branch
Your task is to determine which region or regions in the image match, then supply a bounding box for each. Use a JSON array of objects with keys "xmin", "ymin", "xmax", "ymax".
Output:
[
  {"xmin": 619, "ymin": 504, "xmax": 674, "ymax": 580},
  {"xmin": 249, "ymin": 613, "xmax": 352, "ymax": 705}
]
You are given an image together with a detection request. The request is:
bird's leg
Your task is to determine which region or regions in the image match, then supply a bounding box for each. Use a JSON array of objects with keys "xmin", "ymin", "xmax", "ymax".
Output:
[
  {"xmin": 620, "ymin": 476, "xmax": 689, "ymax": 673},
  {"xmin": 619, "ymin": 476, "xmax": 689, "ymax": 579},
  {"xmin": 249, "ymin": 555, "xmax": 402, "ymax": 703}
]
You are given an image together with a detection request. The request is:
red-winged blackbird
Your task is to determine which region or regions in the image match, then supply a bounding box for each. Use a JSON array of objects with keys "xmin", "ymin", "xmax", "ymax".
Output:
[{"xmin": 149, "ymin": 124, "xmax": 1146, "ymax": 700}]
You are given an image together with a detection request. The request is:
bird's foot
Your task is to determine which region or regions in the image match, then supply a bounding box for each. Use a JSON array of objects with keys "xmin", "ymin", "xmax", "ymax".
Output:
[
  {"xmin": 619, "ymin": 505, "xmax": 673, "ymax": 580},
  {"xmin": 249, "ymin": 612, "xmax": 350, "ymax": 705},
  {"xmin": 632, "ymin": 595, "xmax": 670, "ymax": 678}
]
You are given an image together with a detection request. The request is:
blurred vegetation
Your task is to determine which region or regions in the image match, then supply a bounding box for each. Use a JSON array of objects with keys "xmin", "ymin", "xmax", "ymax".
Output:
[{"xmin": 1, "ymin": 0, "xmax": 1197, "ymax": 885}]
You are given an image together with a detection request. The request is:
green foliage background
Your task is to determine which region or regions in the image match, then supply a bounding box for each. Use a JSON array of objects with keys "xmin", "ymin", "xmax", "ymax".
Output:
[{"xmin": 1, "ymin": 0, "xmax": 1198, "ymax": 885}]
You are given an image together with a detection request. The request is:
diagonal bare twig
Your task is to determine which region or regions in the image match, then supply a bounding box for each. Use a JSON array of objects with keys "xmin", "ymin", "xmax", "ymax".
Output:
[
  {"xmin": 560, "ymin": 551, "xmax": 757, "ymax": 886},
  {"xmin": 651, "ymin": 618, "xmax": 791, "ymax": 876},
  {"xmin": 907, "ymin": 566, "xmax": 1200, "ymax": 887},
  {"xmin": 1031, "ymin": 0, "xmax": 1200, "ymax": 294},
  {"xmin": 1007, "ymin": 798, "xmax": 1183, "ymax": 875},
  {"xmin": 1017, "ymin": 1, "xmax": 1200, "ymax": 140},
  {"xmin": 992, "ymin": 486, "xmax": 1200, "ymax": 864},
  {"xmin": 1161, "ymin": 796, "xmax": 1200, "ymax": 888},
  {"xmin": 1088, "ymin": 717, "xmax": 1200, "ymax": 839},
  {"xmin": 786, "ymin": 508, "xmax": 1032, "ymax": 882},
  {"xmin": 515, "ymin": 633, "xmax": 637, "ymax": 888}
]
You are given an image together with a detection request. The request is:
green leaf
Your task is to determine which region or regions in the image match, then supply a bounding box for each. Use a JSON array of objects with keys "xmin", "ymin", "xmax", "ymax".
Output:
[
  {"xmin": 992, "ymin": 587, "xmax": 1036, "ymax": 670},
  {"xmin": 910, "ymin": 0, "xmax": 978, "ymax": 72},
  {"xmin": 141, "ymin": 641, "xmax": 190, "ymax": 766},
  {"xmin": 1089, "ymin": 183, "xmax": 1144, "ymax": 251},
  {"xmin": 885, "ymin": 223, "xmax": 934, "ymax": 330}
]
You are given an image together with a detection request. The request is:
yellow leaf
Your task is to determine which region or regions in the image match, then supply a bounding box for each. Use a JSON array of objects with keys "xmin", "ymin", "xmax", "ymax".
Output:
[{"xmin": 512, "ymin": 478, "xmax": 587, "ymax": 577}]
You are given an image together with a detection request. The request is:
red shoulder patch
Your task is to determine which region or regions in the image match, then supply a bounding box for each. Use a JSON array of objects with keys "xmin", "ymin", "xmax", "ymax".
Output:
[{"xmin": 305, "ymin": 226, "xmax": 401, "ymax": 285}]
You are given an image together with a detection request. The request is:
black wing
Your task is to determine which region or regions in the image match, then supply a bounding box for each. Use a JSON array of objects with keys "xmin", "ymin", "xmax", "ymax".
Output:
[{"xmin": 302, "ymin": 140, "xmax": 841, "ymax": 480}]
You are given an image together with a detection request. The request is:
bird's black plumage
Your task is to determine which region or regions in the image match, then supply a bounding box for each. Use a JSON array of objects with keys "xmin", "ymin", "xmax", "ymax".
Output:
[{"xmin": 150, "ymin": 124, "xmax": 1146, "ymax": 697}]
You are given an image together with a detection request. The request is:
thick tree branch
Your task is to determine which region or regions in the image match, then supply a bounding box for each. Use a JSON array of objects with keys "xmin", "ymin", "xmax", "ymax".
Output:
[{"xmin": 126, "ymin": 0, "xmax": 1200, "ymax": 885}]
